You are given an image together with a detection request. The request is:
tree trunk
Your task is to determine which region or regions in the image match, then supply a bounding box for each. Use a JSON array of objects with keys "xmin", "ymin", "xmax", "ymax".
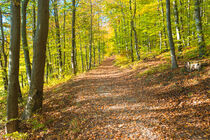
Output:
[
  {"xmin": 98, "ymin": 15, "xmax": 101, "ymax": 64},
  {"xmin": 32, "ymin": 0, "xmax": 36, "ymax": 41},
  {"xmin": 53, "ymin": 0, "xmax": 62, "ymax": 73},
  {"xmin": 129, "ymin": 0, "xmax": 134, "ymax": 62},
  {"xmin": 166, "ymin": 0, "xmax": 178, "ymax": 69},
  {"xmin": 173, "ymin": 0, "xmax": 182, "ymax": 52},
  {"xmin": 63, "ymin": 0, "xmax": 66, "ymax": 70},
  {"xmin": 194, "ymin": 0, "xmax": 206, "ymax": 57},
  {"xmin": 89, "ymin": 0, "xmax": 93, "ymax": 70},
  {"xmin": 22, "ymin": 0, "xmax": 32, "ymax": 86},
  {"xmin": 187, "ymin": 0, "xmax": 191, "ymax": 46},
  {"xmin": 98, "ymin": 41, "xmax": 101, "ymax": 64},
  {"xmin": 131, "ymin": 0, "xmax": 140, "ymax": 60},
  {"xmin": 79, "ymin": 35, "xmax": 84, "ymax": 72},
  {"xmin": 85, "ymin": 45, "xmax": 88, "ymax": 70},
  {"xmin": 6, "ymin": 0, "xmax": 21, "ymax": 133},
  {"xmin": 159, "ymin": 0, "xmax": 168, "ymax": 50},
  {"xmin": 0, "ymin": 8, "xmax": 8, "ymax": 91},
  {"xmin": 178, "ymin": 0, "xmax": 185, "ymax": 46},
  {"xmin": 71, "ymin": 0, "xmax": 76, "ymax": 75},
  {"xmin": 93, "ymin": 45, "xmax": 95, "ymax": 67},
  {"xmin": 22, "ymin": 0, "xmax": 49, "ymax": 120},
  {"xmin": 119, "ymin": 0, "xmax": 128, "ymax": 54}
]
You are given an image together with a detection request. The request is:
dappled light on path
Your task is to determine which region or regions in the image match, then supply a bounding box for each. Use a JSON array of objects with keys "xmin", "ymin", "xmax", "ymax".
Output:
[{"xmin": 27, "ymin": 56, "xmax": 209, "ymax": 139}]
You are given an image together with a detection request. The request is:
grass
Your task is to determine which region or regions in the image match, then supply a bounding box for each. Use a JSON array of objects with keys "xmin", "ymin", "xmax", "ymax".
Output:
[
  {"xmin": 114, "ymin": 55, "xmax": 132, "ymax": 68},
  {"xmin": 3, "ymin": 131, "xmax": 28, "ymax": 140},
  {"xmin": 114, "ymin": 45, "xmax": 209, "ymax": 78},
  {"xmin": 0, "ymin": 89, "xmax": 7, "ymax": 126},
  {"xmin": 138, "ymin": 63, "xmax": 171, "ymax": 77}
]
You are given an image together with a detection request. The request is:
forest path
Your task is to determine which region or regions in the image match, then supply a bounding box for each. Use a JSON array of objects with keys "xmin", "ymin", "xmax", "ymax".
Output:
[{"xmin": 41, "ymin": 56, "xmax": 159, "ymax": 139}]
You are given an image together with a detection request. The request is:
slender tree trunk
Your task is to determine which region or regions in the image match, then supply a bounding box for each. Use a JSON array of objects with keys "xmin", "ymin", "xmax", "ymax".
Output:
[
  {"xmin": 98, "ymin": 40, "xmax": 101, "ymax": 64},
  {"xmin": 0, "ymin": 8, "xmax": 8, "ymax": 91},
  {"xmin": 166, "ymin": 0, "xmax": 178, "ymax": 69},
  {"xmin": 114, "ymin": 27, "xmax": 118, "ymax": 51},
  {"xmin": 194, "ymin": 0, "xmax": 206, "ymax": 57},
  {"xmin": 85, "ymin": 45, "xmax": 88, "ymax": 70},
  {"xmin": 173, "ymin": 0, "xmax": 182, "ymax": 52},
  {"xmin": 131, "ymin": 0, "xmax": 140, "ymax": 60},
  {"xmin": 119, "ymin": 0, "xmax": 128, "ymax": 54},
  {"xmin": 6, "ymin": 0, "xmax": 21, "ymax": 133},
  {"xmin": 98, "ymin": 15, "xmax": 101, "ymax": 64},
  {"xmin": 93, "ymin": 44, "xmax": 95, "ymax": 67},
  {"xmin": 79, "ymin": 35, "xmax": 84, "ymax": 72},
  {"xmin": 159, "ymin": 0, "xmax": 168, "ymax": 50},
  {"xmin": 22, "ymin": 0, "xmax": 32, "ymax": 86},
  {"xmin": 63, "ymin": 0, "xmax": 66, "ymax": 70},
  {"xmin": 47, "ymin": 44, "xmax": 53, "ymax": 79},
  {"xmin": 89, "ymin": 0, "xmax": 93, "ymax": 70},
  {"xmin": 32, "ymin": 0, "xmax": 36, "ymax": 41},
  {"xmin": 187, "ymin": 0, "xmax": 191, "ymax": 46},
  {"xmin": 53, "ymin": 0, "xmax": 62, "ymax": 73},
  {"xmin": 71, "ymin": 0, "xmax": 76, "ymax": 75},
  {"xmin": 178, "ymin": 0, "xmax": 185, "ymax": 46},
  {"xmin": 23, "ymin": 0, "xmax": 49, "ymax": 119},
  {"xmin": 157, "ymin": 2, "xmax": 162, "ymax": 51},
  {"xmin": 129, "ymin": 0, "xmax": 134, "ymax": 62}
]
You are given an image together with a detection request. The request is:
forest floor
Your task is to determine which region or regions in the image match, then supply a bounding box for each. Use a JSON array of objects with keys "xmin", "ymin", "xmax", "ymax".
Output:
[
  {"xmin": 23, "ymin": 56, "xmax": 209, "ymax": 140},
  {"xmin": 1, "ymin": 56, "xmax": 209, "ymax": 139}
]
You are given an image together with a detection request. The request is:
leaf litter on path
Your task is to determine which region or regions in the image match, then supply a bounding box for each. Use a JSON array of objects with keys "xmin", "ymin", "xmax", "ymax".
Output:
[{"xmin": 21, "ymin": 57, "xmax": 209, "ymax": 139}]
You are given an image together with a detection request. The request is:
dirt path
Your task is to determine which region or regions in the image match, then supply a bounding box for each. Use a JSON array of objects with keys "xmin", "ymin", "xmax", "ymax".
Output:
[
  {"xmin": 40, "ymin": 57, "xmax": 159, "ymax": 139},
  {"xmin": 32, "ymin": 57, "xmax": 209, "ymax": 139}
]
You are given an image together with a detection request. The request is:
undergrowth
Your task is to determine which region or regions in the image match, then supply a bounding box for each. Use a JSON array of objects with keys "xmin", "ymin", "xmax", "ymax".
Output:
[
  {"xmin": 114, "ymin": 46, "xmax": 209, "ymax": 77},
  {"xmin": 138, "ymin": 63, "xmax": 171, "ymax": 77}
]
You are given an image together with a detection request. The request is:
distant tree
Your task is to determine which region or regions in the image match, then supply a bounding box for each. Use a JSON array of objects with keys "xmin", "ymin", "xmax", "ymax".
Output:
[
  {"xmin": 32, "ymin": 0, "xmax": 36, "ymax": 41},
  {"xmin": 0, "ymin": 8, "xmax": 8, "ymax": 91},
  {"xmin": 194, "ymin": 0, "xmax": 206, "ymax": 57},
  {"xmin": 53, "ymin": 0, "xmax": 62, "ymax": 74},
  {"xmin": 130, "ymin": 0, "xmax": 140, "ymax": 60},
  {"xmin": 166, "ymin": 0, "xmax": 178, "ymax": 69},
  {"xmin": 63, "ymin": 0, "xmax": 66, "ymax": 69},
  {"xmin": 6, "ymin": 0, "xmax": 21, "ymax": 133},
  {"xmin": 71, "ymin": 0, "xmax": 77, "ymax": 75},
  {"xmin": 173, "ymin": 0, "xmax": 182, "ymax": 52},
  {"xmin": 129, "ymin": 0, "xmax": 134, "ymax": 62},
  {"xmin": 89, "ymin": 0, "xmax": 93, "ymax": 70},
  {"xmin": 22, "ymin": 0, "xmax": 32, "ymax": 86}
]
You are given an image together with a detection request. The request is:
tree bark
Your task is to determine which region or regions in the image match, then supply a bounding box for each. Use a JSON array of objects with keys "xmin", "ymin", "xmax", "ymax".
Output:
[
  {"xmin": 71, "ymin": 0, "xmax": 77, "ymax": 75},
  {"xmin": 173, "ymin": 0, "xmax": 182, "ymax": 52},
  {"xmin": 166, "ymin": 0, "xmax": 178, "ymax": 69},
  {"xmin": 129, "ymin": 0, "xmax": 134, "ymax": 62},
  {"xmin": 98, "ymin": 40, "xmax": 101, "ymax": 64},
  {"xmin": 93, "ymin": 45, "xmax": 96, "ymax": 67},
  {"xmin": 85, "ymin": 45, "xmax": 88, "ymax": 70},
  {"xmin": 187, "ymin": 0, "xmax": 191, "ymax": 46},
  {"xmin": 23, "ymin": 0, "xmax": 49, "ymax": 119},
  {"xmin": 0, "ymin": 8, "xmax": 8, "ymax": 91},
  {"xmin": 53, "ymin": 0, "xmax": 62, "ymax": 73},
  {"xmin": 131, "ymin": 0, "xmax": 140, "ymax": 60},
  {"xmin": 159, "ymin": 0, "xmax": 168, "ymax": 50},
  {"xmin": 32, "ymin": 0, "xmax": 36, "ymax": 41},
  {"xmin": 119, "ymin": 0, "xmax": 128, "ymax": 54},
  {"xmin": 98, "ymin": 15, "xmax": 101, "ymax": 64},
  {"xmin": 79, "ymin": 35, "xmax": 84, "ymax": 72},
  {"xmin": 194, "ymin": 0, "xmax": 206, "ymax": 57},
  {"xmin": 6, "ymin": 0, "xmax": 21, "ymax": 133},
  {"xmin": 89, "ymin": 0, "xmax": 93, "ymax": 70},
  {"xmin": 22, "ymin": 0, "xmax": 32, "ymax": 86},
  {"xmin": 63, "ymin": 0, "xmax": 66, "ymax": 70}
]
